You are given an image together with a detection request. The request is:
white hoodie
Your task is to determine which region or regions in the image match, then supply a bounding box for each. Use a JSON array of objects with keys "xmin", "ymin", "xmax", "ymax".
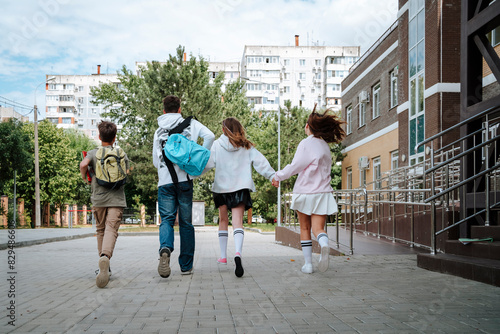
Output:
[
  {"xmin": 153, "ymin": 113, "xmax": 215, "ymax": 187},
  {"xmin": 209, "ymin": 134, "xmax": 275, "ymax": 193}
]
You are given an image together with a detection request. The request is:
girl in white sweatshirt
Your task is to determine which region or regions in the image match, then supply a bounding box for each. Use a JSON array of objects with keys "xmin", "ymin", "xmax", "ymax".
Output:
[{"xmin": 210, "ymin": 117, "xmax": 275, "ymax": 277}]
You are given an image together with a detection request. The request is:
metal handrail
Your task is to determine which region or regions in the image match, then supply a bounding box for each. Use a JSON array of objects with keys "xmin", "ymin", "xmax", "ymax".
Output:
[{"xmin": 416, "ymin": 105, "xmax": 500, "ymax": 150}]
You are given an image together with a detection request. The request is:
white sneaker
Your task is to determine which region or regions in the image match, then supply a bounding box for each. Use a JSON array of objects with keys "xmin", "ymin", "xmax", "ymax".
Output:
[
  {"xmin": 318, "ymin": 246, "xmax": 330, "ymax": 273},
  {"xmin": 301, "ymin": 263, "xmax": 313, "ymax": 274}
]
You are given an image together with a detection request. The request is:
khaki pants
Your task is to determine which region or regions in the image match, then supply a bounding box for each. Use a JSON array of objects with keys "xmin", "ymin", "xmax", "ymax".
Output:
[{"xmin": 94, "ymin": 207, "xmax": 123, "ymax": 258}]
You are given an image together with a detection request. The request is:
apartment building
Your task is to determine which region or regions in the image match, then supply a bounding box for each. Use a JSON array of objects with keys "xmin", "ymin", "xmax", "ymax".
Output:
[
  {"xmin": 208, "ymin": 62, "xmax": 240, "ymax": 90},
  {"xmin": 242, "ymin": 36, "xmax": 360, "ymax": 112},
  {"xmin": 341, "ymin": 0, "xmax": 465, "ymax": 189},
  {"xmin": 0, "ymin": 106, "xmax": 29, "ymax": 122},
  {"xmin": 45, "ymin": 66, "xmax": 120, "ymax": 141}
]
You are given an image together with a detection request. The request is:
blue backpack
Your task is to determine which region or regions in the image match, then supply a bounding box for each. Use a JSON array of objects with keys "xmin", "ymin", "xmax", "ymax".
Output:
[
  {"xmin": 160, "ymin": 117, "xmax": 210, "ymax": 183},
  {"xmin": 163, "ymin": 133, "xmax": 210, "ymax": 176}
]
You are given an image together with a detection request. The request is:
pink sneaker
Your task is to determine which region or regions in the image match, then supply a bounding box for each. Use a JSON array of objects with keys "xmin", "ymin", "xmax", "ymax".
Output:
[{"xmin": 217, "ymin": 258, "xmax": 227, "ymax": 265}]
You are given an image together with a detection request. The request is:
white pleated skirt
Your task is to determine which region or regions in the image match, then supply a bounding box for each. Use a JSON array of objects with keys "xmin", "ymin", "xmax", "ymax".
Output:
[{"xmin": 290, "ymin": 192, "xmax": 338, "ymax": 215}]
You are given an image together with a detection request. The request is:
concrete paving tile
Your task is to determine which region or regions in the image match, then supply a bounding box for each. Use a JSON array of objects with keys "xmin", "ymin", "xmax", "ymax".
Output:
[{"xmin": 1, "ymin": 231, "xmax": 499, "ymax": 334}]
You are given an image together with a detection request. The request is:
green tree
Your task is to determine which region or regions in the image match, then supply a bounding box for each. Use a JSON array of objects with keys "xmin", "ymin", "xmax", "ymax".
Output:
[
  {"xmin": 91, "ymin": 46, "xmax": 250, "ymax": 207},
  {"xmin": 65, "ymin": 128, "xmax": 97, "ymax": 206},
  {"xmin": 16, "ymin": 121, "xmax": 81, "ymax": 226},
  {"xmin": 0, "ymin": 119, "xmax": 32, "ymax": 195}
]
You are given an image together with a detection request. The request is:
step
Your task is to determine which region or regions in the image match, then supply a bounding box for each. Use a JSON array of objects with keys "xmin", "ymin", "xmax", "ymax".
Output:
[
  {"xmin": 471, "ymin": 225, "xmax": 500, "ymax": 240},
  {"xmin": 445, "ymin": 240, "xmax": 500, "ymax": 260},
  {"xmin": 417, "ymin": 253, "xmax": 500, "ymax": 287}
]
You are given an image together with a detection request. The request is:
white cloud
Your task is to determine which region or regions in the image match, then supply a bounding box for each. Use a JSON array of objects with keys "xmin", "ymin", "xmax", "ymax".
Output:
[{"xmin": 0, "ymin": 0, "xmax": 397, "ymax": 113}]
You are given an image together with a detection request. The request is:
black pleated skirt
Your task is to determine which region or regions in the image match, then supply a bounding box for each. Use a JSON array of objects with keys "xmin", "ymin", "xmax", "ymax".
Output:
[{"xmin": 213, "ymin": 189, "xmax": 252, "ymax": 211}]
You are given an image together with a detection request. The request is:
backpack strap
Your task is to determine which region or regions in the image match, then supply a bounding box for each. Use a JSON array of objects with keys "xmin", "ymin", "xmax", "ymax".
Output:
[{"xmin": 161, "ymin": 117, "xmax": 193, "ymax": 185}]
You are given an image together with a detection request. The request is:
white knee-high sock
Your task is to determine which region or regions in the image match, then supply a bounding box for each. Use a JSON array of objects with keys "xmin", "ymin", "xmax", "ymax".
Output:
[
  {"xmin": 233, "ymin": 228, "xmax": 244, "ymax": 256},
  {"xmin": 301, "ymin": 240, "xmax": 313, "ymax": 264},
  {"xmin": 317, "ymin": 233, "xmax": 329, "ymax": 248},
  {"xmin": 218, "ymin": 230, "xmax": 228, "ymax": 259}
]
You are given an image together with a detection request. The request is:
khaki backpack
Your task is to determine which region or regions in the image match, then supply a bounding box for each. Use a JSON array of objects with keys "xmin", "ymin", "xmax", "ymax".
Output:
[{"xmin": 94, "ymin": 146, "xmax": 127, "ymax": 189}]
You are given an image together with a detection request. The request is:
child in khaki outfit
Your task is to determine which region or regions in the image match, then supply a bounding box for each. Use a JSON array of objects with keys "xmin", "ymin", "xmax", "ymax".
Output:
[{"xmin": 80, "ymin": 121, "xmax": 129, "ymax": 288}]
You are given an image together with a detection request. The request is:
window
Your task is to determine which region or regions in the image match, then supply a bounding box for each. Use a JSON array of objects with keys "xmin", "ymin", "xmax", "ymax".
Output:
[
  {"xmin": 299, "ymin": 59, "xmax": 306, "ymax": 66},
  {"xmin": 327, "ymin": 70, "xmax": 333, "ymax": 78},
  {"xmin": 299, "ymin": 73, "xmax": 306, "ymax": 80},
  {"xmin": 327, "ymin": 84, "xmax": 341, "ymax": 92},
  {"xmin": 315, "ymin": 59, "xmax": 321, "ymax": 66},
  {"xmin": 360, "ymin": 169, "xmax": 366, "ymax": 187},
  {"xmin": 47, "ymin": 106, "xmax": 57, "ymax": 113},
  {"xmin": 92, "ymin": 108, "xmax": 98, "ymax": 114},
  {"xmin": 283, "ymin": 59, "xmax": 290, "ymax": 66},
  {"xmin": 346, "ymin": 105, "xmax": 352, "ymax": 134},
  {"xmin": 390, "ymin": 68, "xmax": 398, "ymax": 108},
  {"xmin": 91, "ymin": 119, "xmax": 97, "ymax": 125},
  {"xmin": 373, "ymin": 157, "xmax": 381, "ymax": 190},
  {"xmin": 92, "ymin": 131, "xmax": 97, "ymax": 137},
  {"xmin": 359, "ymin": 98, "xmax": 365, "ymax": 127},
  {"xmin": 391, "ymin": 151, "xmax": 399, "ymax": 170},
  {"xmin": 372, "ymin": 82, "xmax": 381, "ymax": 118},
  {"xmin": 283, "ymin": 86, "xmax": 290, "ymax": 93},
  {"xmin": 283, "ymin": 73, "xmax": 290, "ymax": 80},
  {"xmin": 61, "ymin": 118, "xmax": 72, "ymax": 124},
  {"xmin": 347, "ymin": 167, "xmax": 353, "ymax": 189},
  {"xmin": 78, "ymin": 97, "xmax": 84, "ymax": 104},
  {"xmin": 48, "ymin": 84, "xmax": 56, "ymax": 90},
  {"xmin": 409, "ymin": 0, "xmax": 425, "ymax": 164},
  {"xmin": 78, "ymin": 86, "xmax": 84, "ymax": 92},
  {"xmin": 78, "ymin": 119, "xmax": 84, "ymax": 126}
]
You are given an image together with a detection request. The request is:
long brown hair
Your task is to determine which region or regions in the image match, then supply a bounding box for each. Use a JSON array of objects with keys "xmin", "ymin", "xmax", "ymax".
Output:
[
  {"xmin": 222, "ymin": 117, "xmax": 254, "ymax": 149},
  {"xmin": 307, "ymin": 107, "xmax": 346, "ymax": 144}
]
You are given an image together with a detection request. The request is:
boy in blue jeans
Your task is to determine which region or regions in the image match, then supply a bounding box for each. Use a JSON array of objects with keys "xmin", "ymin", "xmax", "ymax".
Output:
[{"xmin": 152, "ymin": 95, "xmax": 214, "ymax": 277}]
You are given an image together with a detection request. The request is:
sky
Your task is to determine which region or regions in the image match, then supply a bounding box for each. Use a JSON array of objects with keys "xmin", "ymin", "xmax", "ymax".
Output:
[{"xmin": 0, "ymin": 0, "xmax": 398, "ymax": 120}]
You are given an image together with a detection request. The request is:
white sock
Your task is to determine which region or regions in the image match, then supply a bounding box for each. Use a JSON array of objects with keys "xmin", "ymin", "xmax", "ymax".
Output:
[
  {"xmin": 317, "ymin": 233, "xmax": 329, "ymax": 248},
  {"xmin": 233, "ymin": 228, "xmax": 244, "ymax": 256},
  {"xmin": 301, "ymin": 240, "xmax": 313, "ymax": 265},
  {"xmin": 218, "ymin": 230, "xmax": 228, "ymax": 259}
]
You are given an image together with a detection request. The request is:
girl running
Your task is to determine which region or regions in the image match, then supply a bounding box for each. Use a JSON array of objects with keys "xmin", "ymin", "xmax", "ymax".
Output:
[
  {"xmin": 210, "ymin": 117, "xmax": 275, "ymax": 277},
  {"xmin": 272, "ymin": 108, "xmax": 345, "ymax": 274}
]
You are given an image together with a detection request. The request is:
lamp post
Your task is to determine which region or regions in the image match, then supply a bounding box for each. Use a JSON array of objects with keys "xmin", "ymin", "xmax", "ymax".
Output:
[
  {"xmin": 240, "ymin": 76, "xmax": 282, "ymax": 226},
  {"xmin": 33, "ymin": 76, "xmax": 56, "ymax": 228}
]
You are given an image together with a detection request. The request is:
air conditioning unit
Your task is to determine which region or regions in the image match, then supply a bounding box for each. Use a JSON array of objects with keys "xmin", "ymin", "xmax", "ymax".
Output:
[
  {"xmin": 297, "ymin": 79, "xmax": 301, "ymax": 84},
  {"xmin": 359, "ymin": 90, "xmax": 370, "ymax": 103},
  {"xmin": 358, "ymin": 156, "xmax": 370, "ymax": 169}
]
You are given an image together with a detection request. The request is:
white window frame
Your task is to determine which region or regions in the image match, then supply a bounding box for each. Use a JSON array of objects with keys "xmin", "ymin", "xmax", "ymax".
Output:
[
  {"xmin": 390, "ymin": 69, "xmax": 398, "ymax": 108},
  {"xmin": 391, "ymin": 150, "xmax": 399, "ymax": 170},
  {"xmin": 373, "ymin": 157, "xmax": 381, "ymax": 190},
  {"xmin": 372, "ymin": 82, "xmax": 381, "ymax": 119},
  {"xmin": 346, "ymin": 105, "xmax": 352, "ymax": 134},
  {"xmin": 299, "ymin": 59, "xmax": 306, "ymax": 66},
  {"xmin": 359, "ymin": 99, "xmax": 366, "ymax": 127},
  {"xmin": 347, "ymin": 167, "xmax": 353, "ymax": 189}
]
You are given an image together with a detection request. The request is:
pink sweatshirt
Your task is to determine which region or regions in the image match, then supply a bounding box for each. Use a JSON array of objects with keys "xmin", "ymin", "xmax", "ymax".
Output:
[{"xmin": 274, "ymin": 135, "xmax": 333, "ymax": 194}]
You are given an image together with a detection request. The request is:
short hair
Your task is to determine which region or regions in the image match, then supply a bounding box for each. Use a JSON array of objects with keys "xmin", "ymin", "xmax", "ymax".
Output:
[
  {"xmin": 98, "ymin": 121, "xmax": 117, "ymax": 143},
  {"xmin": 163, "ymin": 95, "xmax": 181, "ymax": 113}
]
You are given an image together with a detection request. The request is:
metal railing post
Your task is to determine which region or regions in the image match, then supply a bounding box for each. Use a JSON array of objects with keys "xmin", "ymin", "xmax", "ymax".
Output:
[{"xmin": 429, "ymin": 143, "xmax": 437, "ymax": 254}]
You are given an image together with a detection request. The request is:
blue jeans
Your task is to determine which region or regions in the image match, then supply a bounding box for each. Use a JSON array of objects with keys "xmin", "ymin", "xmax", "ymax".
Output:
[{"xmin": 158, "ymin": 181, "xmax": 194, "ymax": 271}]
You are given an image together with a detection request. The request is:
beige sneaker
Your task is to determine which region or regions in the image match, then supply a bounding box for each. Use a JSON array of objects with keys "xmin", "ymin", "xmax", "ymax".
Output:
[
  {"xmin": 158, "ymin": 248, "xmax": 171, "ymax": 278},
  {"xmin": 96, "ymin": 256, "xmax": 110, "ymax": 288}
]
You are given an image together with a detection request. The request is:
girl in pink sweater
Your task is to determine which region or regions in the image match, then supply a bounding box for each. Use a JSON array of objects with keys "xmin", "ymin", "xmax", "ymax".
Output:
[{"xmin": 272, "ymin": 109, "xmax": 345, "ymax": 274}]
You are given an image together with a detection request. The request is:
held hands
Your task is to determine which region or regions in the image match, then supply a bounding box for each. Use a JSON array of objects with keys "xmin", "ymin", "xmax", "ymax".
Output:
[{"xmin": 271, "ymin": 177, "xmax": 279, "ymax": 188}]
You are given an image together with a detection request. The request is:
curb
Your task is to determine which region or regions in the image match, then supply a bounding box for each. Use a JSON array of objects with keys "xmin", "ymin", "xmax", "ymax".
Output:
[{"xmin": 0, "ymin": 233, "xmax": 95, "ymax": 250}]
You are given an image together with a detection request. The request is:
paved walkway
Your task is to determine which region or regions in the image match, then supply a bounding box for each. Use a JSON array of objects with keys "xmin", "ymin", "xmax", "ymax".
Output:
[{"xmin": 1, "ymin": 227, "xmax": 500, "ymax": 333}]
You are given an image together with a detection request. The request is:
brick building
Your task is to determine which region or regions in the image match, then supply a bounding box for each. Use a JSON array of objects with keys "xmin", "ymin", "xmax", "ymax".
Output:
[{"xmin": 341, "ymin": 0, "xmax": 464, "ymax": 189}]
